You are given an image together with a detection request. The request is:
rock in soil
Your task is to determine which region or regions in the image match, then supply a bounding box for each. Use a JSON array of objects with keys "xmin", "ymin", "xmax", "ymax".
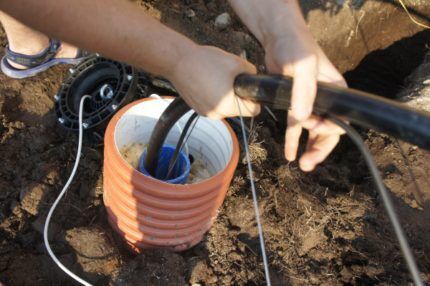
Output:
[
  {"xmin": 185, "ymin": 8, "xmax": 196, "ymax": 18},
  {"xmin": 214, "ymin": 12, "xmax": 231, "ymax": 30}
]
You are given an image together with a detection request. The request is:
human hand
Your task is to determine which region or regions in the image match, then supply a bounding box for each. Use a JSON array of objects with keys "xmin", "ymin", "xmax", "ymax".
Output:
[
  {"xmin": 228, "ymin": 0, "xmax": 347, "ymax": 171},
  {"xmin": 262, "ymin": 3, "xmax": 347, "ymax": 171},
  {"xmin": 168, "ymin": 45, "xmax": 261, "ymax": 119}
]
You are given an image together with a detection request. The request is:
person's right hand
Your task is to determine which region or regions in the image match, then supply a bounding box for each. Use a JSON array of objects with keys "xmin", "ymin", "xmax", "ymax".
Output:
[{"xmin": 168, "ymin": 45, "xmax": 261, "ymax": 119}]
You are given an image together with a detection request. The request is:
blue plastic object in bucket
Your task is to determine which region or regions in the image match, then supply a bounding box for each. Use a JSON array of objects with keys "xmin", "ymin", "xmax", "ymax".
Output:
[{"xmin": 138, "ymin": 145, "xmax": 191, "ymax": 184}]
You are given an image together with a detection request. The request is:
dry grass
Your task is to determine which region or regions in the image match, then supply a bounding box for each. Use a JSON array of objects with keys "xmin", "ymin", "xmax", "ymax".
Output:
[{"xmin": 242, "ymin": 123, "xmax": 268, "ymax": 165}]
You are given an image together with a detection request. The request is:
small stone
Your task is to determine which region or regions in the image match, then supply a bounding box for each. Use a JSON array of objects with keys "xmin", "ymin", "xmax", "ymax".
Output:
[
  {"xmin": 93, "ymin": 198, "xmax": 101, "ymax": 206},
  {"xmin": 214, "ymin": 13, "xmax": 232, "ymax": 30},
  {"xmin": 185, "ymin": 9, "xmax": 196, "ymax": 18},
  {"xmin": 423, "ymin": 79, "xmax": 430, "ymax": 85}
]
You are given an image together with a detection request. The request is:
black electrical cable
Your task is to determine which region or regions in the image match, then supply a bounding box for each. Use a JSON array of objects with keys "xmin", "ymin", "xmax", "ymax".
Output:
[
  {"xmin": 329, "ymin": 116, "xmax": 423, "ymax": 286},
  {"xmin": 165, "ymin": 111, "xmax": 199, "ymax": 180}
]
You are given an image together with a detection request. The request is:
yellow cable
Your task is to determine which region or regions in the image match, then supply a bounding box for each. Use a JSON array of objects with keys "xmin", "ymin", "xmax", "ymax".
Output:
[{"xmin": 397, "ymin": 0, "xmax": 430, "ymax": 29}]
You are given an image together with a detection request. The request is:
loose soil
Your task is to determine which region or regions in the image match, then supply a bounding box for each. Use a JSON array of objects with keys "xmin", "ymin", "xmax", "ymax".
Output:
[
  {"xmin": 119, "ymin": 143, "xmax": 212, "ymax": 183},
  {"xmin": 120, "ymin": 143, "xmax": 147, "ymax": 169},
  {"xmin": 1, "ymin": 1, "xmax": 430, "ymax": 285}
]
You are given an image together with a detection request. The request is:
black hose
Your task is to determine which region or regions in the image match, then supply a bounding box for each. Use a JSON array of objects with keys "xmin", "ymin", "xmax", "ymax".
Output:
[
  {"xmin": 144, "ymin": 97, "xmax": 191, "ymax": 176},
  {"xmin": 234, "ymin": 74, "xmax": 430, "ymax": 150}
]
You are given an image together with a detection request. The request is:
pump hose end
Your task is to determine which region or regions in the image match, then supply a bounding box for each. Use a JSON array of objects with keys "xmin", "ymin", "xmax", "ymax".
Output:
[{"xmin": 144, "ymin": 97, "xmax": 191, "ymax": 176}]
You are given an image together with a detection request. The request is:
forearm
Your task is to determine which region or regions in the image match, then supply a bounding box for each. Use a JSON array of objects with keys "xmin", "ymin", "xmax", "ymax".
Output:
[
  {"xmin": 228, "ymin": 0, "xmax": 309, "ymax": 46},
  {"xmin": 0, "ymin": 0, "xmax": 197, "ymax": 78}
]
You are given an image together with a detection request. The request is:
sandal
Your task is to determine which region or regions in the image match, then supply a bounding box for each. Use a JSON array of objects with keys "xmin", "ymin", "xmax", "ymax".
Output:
[{"xmin": 1, "ymin": 39, "xmax": 90, "ymax": 79}]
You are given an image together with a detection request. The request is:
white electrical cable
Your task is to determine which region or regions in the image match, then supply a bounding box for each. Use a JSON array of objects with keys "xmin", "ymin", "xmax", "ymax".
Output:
[
  {"xmin": 44, "ymin": 95, "xmax": 93, "ymax": 286},
  {"xmin": 235, "ymin": 98, "xmax": 272, "ymax": 286}
]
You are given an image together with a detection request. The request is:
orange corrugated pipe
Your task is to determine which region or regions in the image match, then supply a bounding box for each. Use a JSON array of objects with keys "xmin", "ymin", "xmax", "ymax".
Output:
[{"xmin": 103, "ymin": 97, "xmax": 239, "ymax": 252}]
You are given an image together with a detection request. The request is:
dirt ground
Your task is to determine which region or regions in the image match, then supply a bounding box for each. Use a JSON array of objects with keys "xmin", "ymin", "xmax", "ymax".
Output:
[{"xmin": 1, "ymin": 1, "xmax": 430, "ymax": 285}]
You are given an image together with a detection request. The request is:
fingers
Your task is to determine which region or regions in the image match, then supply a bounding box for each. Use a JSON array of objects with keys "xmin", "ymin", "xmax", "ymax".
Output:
[
  {"xmin": 290, "ymin": 54, "xmax": 318, "ymax": 121},
  {"xmin": 292, "ymin": 53, "xmax": 346, "ymax": 171},
  {"xmin": 300, "ymin": 116, "xmax": 345, "ymax": 135},
  {"xmin": 205, "ymin": 59, "xmax": 260, "ymax": 119},
  {"xmin": 283, "ymin": 54, "xmax": 317, "ymax": 163},
  {"xmin": 206, "ymin": 96, "xmax": 261, "ymax": 119},
  {"xmin": 230, "ymin": 57, "xmax": 261, "ymax": 117},
  {"xmin": 181, "ymin": 46, "xmax": 260, "ymax": 120},
  {"xmin": 299, "ymin": 132, "xmax": 340, "ymax": 172},
  {"xmin": 261, "ymin": 27, "xmax": 346, "ymax": 172},
  {"xmin": 282, "ymin": 52, "xmax": 346, "ymax": 169},
  {"xmin": 285, "ymin": 113, "xmax": 302, "ymax": 161},
  {"xmin": 285, "ymin": 115, "xmax": 344, "ymax": 168},
  {"xmin": 232, "ymin": 97, "xmax": 261, "ymax": 117},
  {"xmin": 315, "ymin": 47, "xmax": 348, "ymax": 87}
]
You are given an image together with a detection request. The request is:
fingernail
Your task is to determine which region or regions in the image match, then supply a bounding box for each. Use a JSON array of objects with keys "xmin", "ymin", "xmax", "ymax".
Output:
[
  {"xmin": 285, "ymin": 152, "xmax": 295, "ymax": 162},
  {"xmin": 300, "ymin": 161, "xmax": 313, "ymax": 172}
]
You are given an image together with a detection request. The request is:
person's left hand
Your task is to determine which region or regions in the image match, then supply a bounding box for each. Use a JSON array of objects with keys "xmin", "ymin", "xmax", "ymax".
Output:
[
  {"xmin": 264, "ymin": 30, "xmax": 347, "ymax": 171},
  {"xmin": 228, "ymin": 0, "xmax": 348, "ymax": 171}
]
